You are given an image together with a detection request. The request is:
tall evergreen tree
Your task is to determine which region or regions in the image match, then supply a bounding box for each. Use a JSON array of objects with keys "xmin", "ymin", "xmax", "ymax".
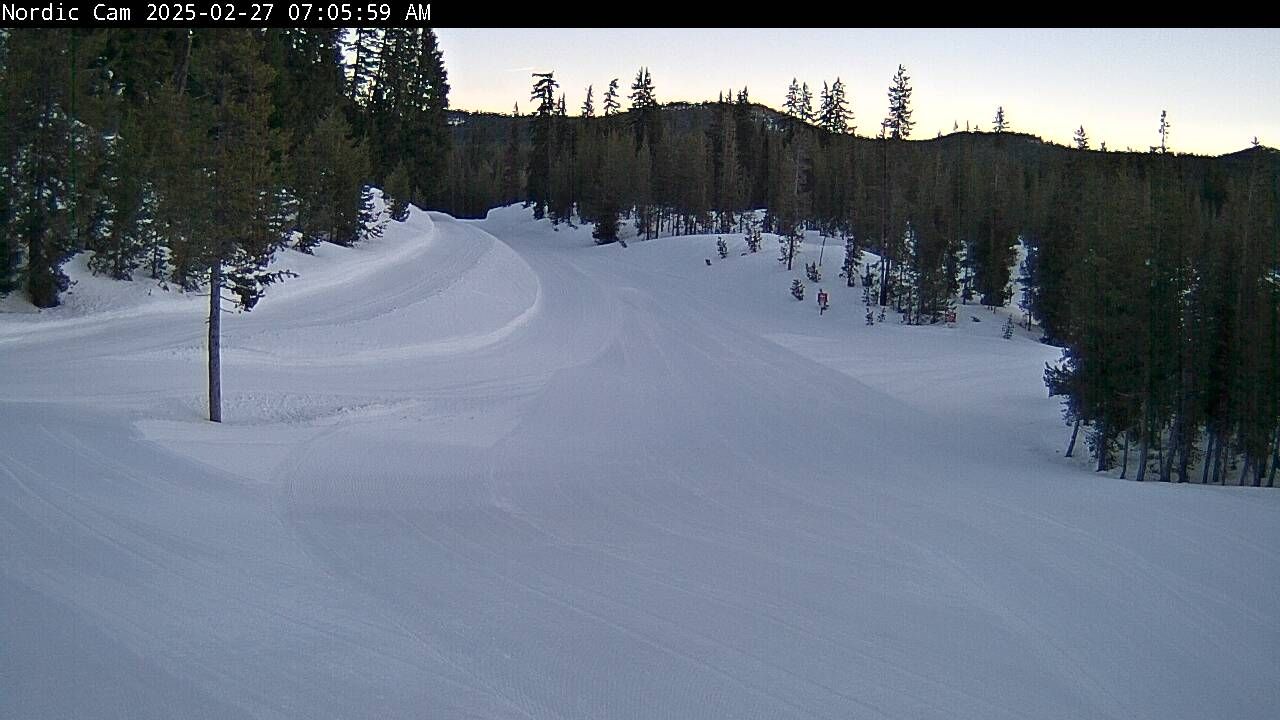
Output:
[
  {"xmin": 1, "ymin": 30, "xmax": 102, "ymax": 307},
  {"xmin": 628, "ymin": 67, "xmax": 659, "ymax": 147},
  {"xmin": 885, "ymin": 64, "xmax": 914, "ymax": 140},
  {"xmin": 602, "ymin": 78, "xmax": 620, "ymax": 116},
  {"xmin": 345, "ymin": 28, "xmax": 381, "ymax": 113},
  {"xmin": 89, "ymin": 109, "xmax": 160, "ymax": 280},
  {"xmin": 291, "ymin": 109, "xmax": 374, "ymax": 249},
  {"xmin": 799, "ymin": 82, "xmax": 814, "ymax": 123},
  {"xmin": 193, "ymin": 29, "xmax": 290, "ymax": 422},
  {"xmin": 1156, "ymin": 109, "xmax": 1171, "ymax": 154},
  {"xmin": 819, "ymin": 77, "xmax": 852, "ymax": 134},
  {"xmin": 367, "ymin": 29, "xmax": 450, "ymax": 205},
  {"xmin": 526, "ymin": 72, "xmax": 558, "ymax": 219},
  {"xmin": 407, "ymin": 28, "xmax": 450, "ymax": 206},
  {"xmin": 1074, "ymin": 125, "xmax": 1089, "ymax": 150},
  {"xmin": 784, "ymin": 78, "xmax": 801, "ymax": 118},
  {"xmin": 500, "ymin": 103, "xmax": 523, "ymax": 205}
]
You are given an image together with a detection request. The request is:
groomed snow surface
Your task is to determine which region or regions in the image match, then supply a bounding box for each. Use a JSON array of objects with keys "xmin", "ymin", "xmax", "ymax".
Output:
[{"xmin": 2, "ymin": 206, "xmax": 1278, "ymax": 719}]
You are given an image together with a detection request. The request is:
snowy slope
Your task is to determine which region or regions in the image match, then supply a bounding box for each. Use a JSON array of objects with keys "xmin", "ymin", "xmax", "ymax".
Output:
[{"xmin": 2, "ymin": 205, "xmax": 1278, "ymax": 720}]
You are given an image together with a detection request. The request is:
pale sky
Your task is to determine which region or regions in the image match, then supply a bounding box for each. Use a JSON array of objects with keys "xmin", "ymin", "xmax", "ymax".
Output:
[{"xmin": 435, "ymin": 28, "xmax": 1280, "ymax": 156}]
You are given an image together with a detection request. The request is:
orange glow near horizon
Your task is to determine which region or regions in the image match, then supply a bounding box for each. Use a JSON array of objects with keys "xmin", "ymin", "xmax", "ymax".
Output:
[{"xmin": 436, "ymin": 28, "xmax": 1279, "ymax": 156}]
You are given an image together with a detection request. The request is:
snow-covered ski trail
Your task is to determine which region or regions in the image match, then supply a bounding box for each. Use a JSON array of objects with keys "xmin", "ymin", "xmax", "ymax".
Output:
[{"xmin": 2, "ymin": 207, "xmax": 1278, "ymax": 719}]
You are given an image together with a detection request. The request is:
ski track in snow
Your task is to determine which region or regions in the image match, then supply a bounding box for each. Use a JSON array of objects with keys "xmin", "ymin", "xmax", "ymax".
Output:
[{"xmin": 2, "ymin": 206, "xmax": 1279, "ymax": 719}]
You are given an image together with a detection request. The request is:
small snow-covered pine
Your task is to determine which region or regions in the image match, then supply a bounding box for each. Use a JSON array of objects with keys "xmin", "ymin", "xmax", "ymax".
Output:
[
  {"xmin": 716, "ymin": 237, "xmax": 728, "ymax": 259},
  {"xmin": 841, "ymin": 238, "xmax": 860, "ymax": 287},
  {"xmin": 791, "ymin": 278, "xmax": 805, "ymax": 301}
]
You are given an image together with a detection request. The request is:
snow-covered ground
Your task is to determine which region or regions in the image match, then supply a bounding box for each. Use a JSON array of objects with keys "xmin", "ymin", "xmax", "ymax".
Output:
[{"xmin": 2, "ymin": 206, "xmax": 1278, "ymax": 719}]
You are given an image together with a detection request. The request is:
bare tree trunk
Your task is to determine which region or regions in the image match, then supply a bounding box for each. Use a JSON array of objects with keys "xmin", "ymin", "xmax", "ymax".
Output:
[
  {"xmin": 1161, "ymin": 423, "xmax": 1177, "ymax": 482},
  {"xmin": 1134, "ymin": 430, "xmax": 1148, "ymax": 482},
  {"xmin": 1095, "ymin": 421, "xmax": 1109, "ymax": 472},
  {"xmin": 1065, "ymin": 419, "xmax": 1080, "ymax": 458},
  {"xmin": 1269, "ymin": 425, "xmax": 1279, "ymax": 487},
  {"xmin": 1154, "ymin": 433, "xmax": 1166, "ymax": 482},
  {"xmin": 1212, "ymin": 433, "xmax": 1226, "ymax": 484},
  {"xmin": 1121, "ymin": 433, "xmax": 1130, "ymax": 479},
  {"xmin": 174, "ymin": 30, "xmax": 193, "ymax": 92},
  {"xmin": 208, "ymin": 261, "xmax": 222, "ymax": 423},
  {"xmin": 879, "ymin": 260, "xmax": 891, "ymax": 307},
  {"xmin": 1201, "ymin": 429, "xmax": 1215, "ymax": 484},
  {"xmin": 1177, "ymin": 436, "xmax": 1191, "ymax": 484},
  {"xmin": 879, "ymin": 135, "xmax": 889, "ymax": 307}
]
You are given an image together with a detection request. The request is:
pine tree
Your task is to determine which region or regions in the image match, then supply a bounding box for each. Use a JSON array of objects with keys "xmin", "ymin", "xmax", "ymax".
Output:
[
  {"xmin": 841, "ymin": 236, "xmax": 861, "ymax": 287},
  {"xmin": 591, "ymin": 211, "xmax": 619, "ymax": 244},
  {"xmin": 193, "ymin": 29, "xmax": 291, "ymax": 422},
  {"xmin": 367, "ymin": 29, "xmax": 413, "ymax": 178},
  {"xmin": 716, "ymin": 236, "xmax": 728, "ymax": 259},
  {"xmin": 993, "ymin": 106, "xmax": 1007, "ymax": 133},
  {"xmin": 581, "ymin": 84, "xmax": 594, "ymax": 117},
  {"xmin": 1016, "ymin": 236, "xmax": 1039, "ymax": 330},
  {"xmin": 367, "ymin": 29, "xmax": 450, "ymax": 205},
  {"xmin": 791, "ymin": 277, "xmax": 805, "ymax": 300},
  {"xmin": 587, "ymin": 128, "xmax": 628, "ymax": 244},
  {"xmin": 819, "ymin": 78, "xmax": 852, "ymax": 134},
  {"xmin": 145, "ymin": 79, "xmax": 205, "ymax": 288},
  {"xmin": 712, "ymin": 99, "xmax": 745, "ymax": 231},
  {"xmin": 345, "ymin": 28, "xmax": 381, "ymax": 114},
  {"xmin": 291, "ymin": 109, "xmax": 373, "ymax": 248},
  {"xmin": 886, "ymin": 64, "xmax": 914, "ymax": 140},
  {"xmin": 89, "ymin": 109, "xmax": 160, "ymax": 280},
  {"xmin": 406, "ymin": 28, "xmax": 450, "ymax": 206},
  {"xmin": 602, "ymin": 78, "xmax": 620, "ymax": 116},
  {"xmin": 1074, "ymin": 125, "xmax": 1089, "ymax": 150},
  {"xmin": 2, "ymin": 30, "xmax": 103, "ymax": 307},
  {"xmin": 784, "ymin": 78, "xmax": 800, "ymax": 118},
  {"xmin": 628, "ymin": 67, "xmax": 659, "ymax": 147},
  {"xmin": 527, "ymin": 71, "xmax": 558, "ymax": 219},
  {"xmin": 500, "ymin": 103, "xmax": 523, "ymax": 205},
  {"xmin": 1157, "ymin": 109, "xmax": 1171, "ymax": 154},
  {"xmin": 265, "ymin": 29, "xmax": 345, "ymax": 155},
  {"xmin": 546, "ymin": 89, "xmax": 575, "ymax": 225},
  {"xmin": 805, "ymin": 261, "xmax": 821, "ymax": 282},
  {"xmin": 799, "ymin": 82, "xmax": 814, "ymax": 123},
  {"xmin": 382, "ymin": 162, "xmax": 411, "ymax": 222},
  {"xmin": 1003, "ymin": 315, "xmax": 1015, "ymax": 339}
]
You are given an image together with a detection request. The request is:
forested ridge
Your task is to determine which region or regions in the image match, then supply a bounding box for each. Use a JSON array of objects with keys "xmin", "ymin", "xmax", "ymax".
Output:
[{"xmin": 2, "ymin": 30, "xmax": 1276, "ymax": 485}]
